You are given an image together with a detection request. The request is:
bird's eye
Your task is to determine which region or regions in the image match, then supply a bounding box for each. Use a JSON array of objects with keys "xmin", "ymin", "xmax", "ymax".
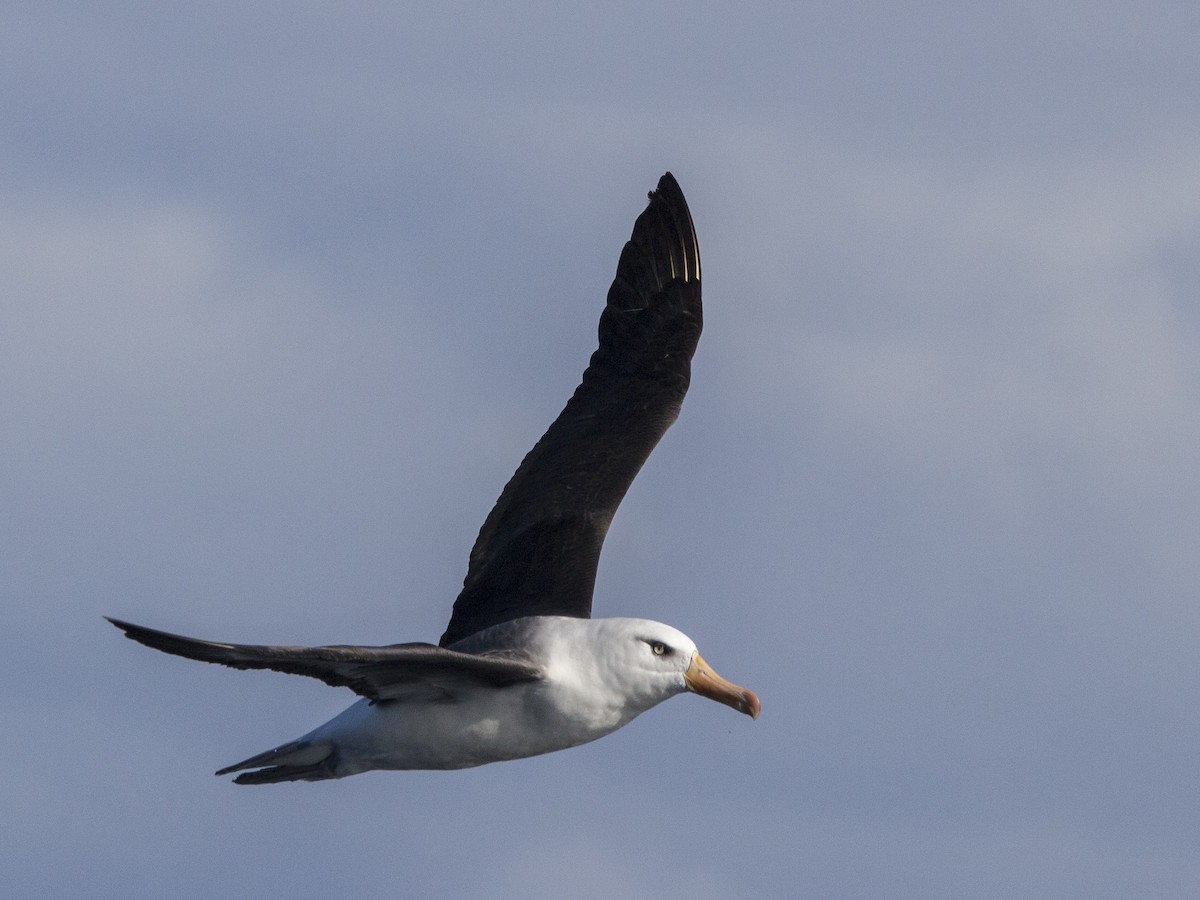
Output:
[{"xmin": 650, "ymin": 641, "xmax": 669, "ymax": 656}]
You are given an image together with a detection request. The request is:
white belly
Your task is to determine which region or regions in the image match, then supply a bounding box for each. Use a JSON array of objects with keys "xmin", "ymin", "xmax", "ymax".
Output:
[{"xmin": 305, "ymin": 677, "xmax": 632, "ymax": 775}]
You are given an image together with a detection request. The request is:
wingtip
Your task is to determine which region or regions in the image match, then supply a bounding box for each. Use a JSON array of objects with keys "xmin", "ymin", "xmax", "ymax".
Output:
[
  {"xmin": 105, "ymin": 615, "xmax": 133, "ymax": 633},
  {"xmin": 650, "ymin": 171, "xmax": 684, "ymax": 205},
  {"xmin": 644, "ymin": 171, "xmax": 699, "ymax": 285},
  {"xmin": 105, "ymin": 616, "xmax": 160, "ymax": 643}
]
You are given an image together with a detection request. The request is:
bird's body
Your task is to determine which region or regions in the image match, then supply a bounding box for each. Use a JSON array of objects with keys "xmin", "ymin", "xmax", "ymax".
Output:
[
  {"xmin": 109, "ymin": 173, "xmax": 759, "ymax": 784},
  {"xmin": 218, "ymin": 618, "xmax": 702, "ymax": 781}
]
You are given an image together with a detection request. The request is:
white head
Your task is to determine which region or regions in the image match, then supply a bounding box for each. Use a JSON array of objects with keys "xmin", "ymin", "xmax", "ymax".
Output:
[{"xmin": 579, "ymin": 617, "xmax": 760, "ymax": 720}]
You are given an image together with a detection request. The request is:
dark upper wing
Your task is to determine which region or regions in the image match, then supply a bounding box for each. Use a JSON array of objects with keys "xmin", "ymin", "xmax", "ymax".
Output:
[
  {"xmin": 107, "ymin": 617, "xmax": 542, "ymax": 702},
  {"xmin": 439, "ymin": 172, "xmax": 701, "ymax": 647}
]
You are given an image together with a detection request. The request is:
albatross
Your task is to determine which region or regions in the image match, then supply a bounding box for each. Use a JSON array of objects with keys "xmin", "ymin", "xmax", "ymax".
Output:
[{"xmin": 108, "ymin": 172, "xmax": 759, "ymax": 784}]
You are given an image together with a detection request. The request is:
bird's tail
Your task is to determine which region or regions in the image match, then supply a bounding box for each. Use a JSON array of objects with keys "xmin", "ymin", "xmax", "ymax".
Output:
[{"xmin": 215, "ymin": 738, "xmax": 338, "ymax": 785}]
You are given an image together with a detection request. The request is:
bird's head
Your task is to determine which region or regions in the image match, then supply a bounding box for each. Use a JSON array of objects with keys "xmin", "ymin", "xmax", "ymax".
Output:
[{"xmin": 608, "ymin": 618, "xmax": 760, "ymax": 719}]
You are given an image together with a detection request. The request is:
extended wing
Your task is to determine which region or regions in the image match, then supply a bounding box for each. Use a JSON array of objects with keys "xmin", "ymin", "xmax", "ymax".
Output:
[
  {"xmin": 107, "ymin": 617, "xmax": 542, "ymax": 703},
  {"xmin": 439, "ymin": 172, "xmax": 701, "ymax": 646}
]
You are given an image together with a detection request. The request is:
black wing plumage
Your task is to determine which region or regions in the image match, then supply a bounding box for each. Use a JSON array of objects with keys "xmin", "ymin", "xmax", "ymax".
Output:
[
  {"xmin": 439, "ymin": 172, "xmax": 702, "ymax": 646},
  {"xmin": 107, "ymin": 618, "xmax": 542, "ymax": 702}
]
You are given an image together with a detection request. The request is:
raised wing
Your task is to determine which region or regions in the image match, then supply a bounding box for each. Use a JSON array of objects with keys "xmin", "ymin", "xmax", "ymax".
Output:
[
  {"xmin": 107, "ymin": 617, "xmax": 542, "ymax": 702},
  {"xmin": 439, "ymin": 172, "xmax": 701, "ymax": 646}
]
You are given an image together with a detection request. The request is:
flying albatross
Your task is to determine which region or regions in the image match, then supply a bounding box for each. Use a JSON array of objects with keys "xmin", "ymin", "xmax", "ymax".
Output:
[{"xmin": 108, "ymin": 172, "xmax": 759, "ymax": 784}]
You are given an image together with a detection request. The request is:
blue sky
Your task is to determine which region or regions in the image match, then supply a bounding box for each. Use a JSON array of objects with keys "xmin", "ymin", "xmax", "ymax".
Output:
[{"xmin": 5, "ymin": 3, "xmax": 1200, "ymax": 897}]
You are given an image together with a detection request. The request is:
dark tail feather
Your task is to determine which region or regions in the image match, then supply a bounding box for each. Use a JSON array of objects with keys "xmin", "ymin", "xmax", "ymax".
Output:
[
  {"xmin": 215, "ymin": 739, "xmax": 338, "ymax": 785},
  {"xmin": 230, "ymin": 760, "xmax": 338, "ymax": 785}
]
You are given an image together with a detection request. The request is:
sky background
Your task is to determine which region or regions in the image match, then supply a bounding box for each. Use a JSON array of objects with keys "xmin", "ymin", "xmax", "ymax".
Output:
[{"xmin": 5, "ymin": 2, "xmax": 1200, "ymax": 897}]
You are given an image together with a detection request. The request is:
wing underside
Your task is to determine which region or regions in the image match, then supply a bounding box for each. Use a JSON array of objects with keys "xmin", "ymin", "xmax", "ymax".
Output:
[{"xmin": 107, "ymin": 617, "xmax": 542, "ymax": 702}]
